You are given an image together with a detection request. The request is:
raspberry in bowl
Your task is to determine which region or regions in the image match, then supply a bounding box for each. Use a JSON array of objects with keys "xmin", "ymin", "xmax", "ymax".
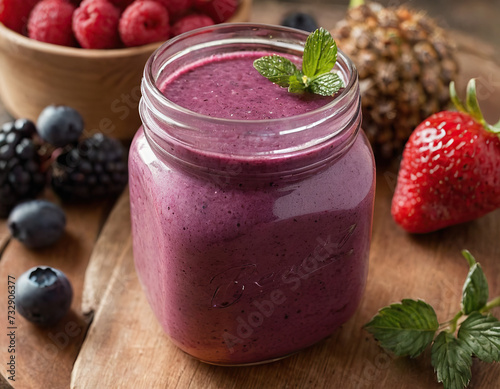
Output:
[{"xmin": 0, "ymin": 0, "xmax": 251, "ymax": 140}]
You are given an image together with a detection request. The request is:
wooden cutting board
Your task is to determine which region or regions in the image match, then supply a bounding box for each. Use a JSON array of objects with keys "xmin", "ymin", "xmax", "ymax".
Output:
[
  {"xmin": 68, "ymin": 26, "xmax": 500, "ymax": 389},
  {"xmin": 69, "ymin": 180, "xmax": 500, "ymax": 389}
]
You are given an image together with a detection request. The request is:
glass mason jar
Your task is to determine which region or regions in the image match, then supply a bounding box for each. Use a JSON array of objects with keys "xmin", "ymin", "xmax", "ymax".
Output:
[{"xmin": 129, "ymin": 24, "xmax": 376, "ymax": 366}]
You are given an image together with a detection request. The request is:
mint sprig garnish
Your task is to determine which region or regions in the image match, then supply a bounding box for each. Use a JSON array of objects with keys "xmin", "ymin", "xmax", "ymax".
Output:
[
  {"xmin": 253, "ymin": 28, "xmax": 344, "ymax": 96},
  {"xmin": 253, "ymin": 55, "xmax": 298, "ymax": 88},
  {"xmin": 302, "ymin": 28, "xmax": 338, "ymax": 78},
  {"xmin": 365, "ymin": 250, "xmax": 500, "ymax": 389}
]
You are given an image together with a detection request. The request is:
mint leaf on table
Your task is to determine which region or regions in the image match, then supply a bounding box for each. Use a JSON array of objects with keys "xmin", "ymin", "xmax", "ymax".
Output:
[
  {"xmin": 431, "ymin": 331, "xmax": 472, "ymax": 389},
  {"xmin": 365, "ymin": 250, "xmax": 500, "ymax": 389},
  {"xmin": 458, "ymin": 312, "xmax": 500, "ymax": 363},
  {"xmin": 364, "ymin": 299, "xmax": 439, "ymax": 358},
  {"xmin": 253, "ymin": 27, "xmax": 343, "ymax": 96},
  {"xmin": 461, "ymin": 250, "xmax": 489, "ymax": 314}
]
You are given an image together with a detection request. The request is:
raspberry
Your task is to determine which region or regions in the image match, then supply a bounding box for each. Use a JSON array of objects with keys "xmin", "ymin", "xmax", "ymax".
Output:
[
  {"xmin": 108, "ymin": 0, "xmax": 134, "ymax": 11},
  {"xmin": 28, "ymin": 0, "xmax": 77, "ymax": 47},
  {"xmin": 119, "ymin": 1, "xmax": 170, "ymax": 47},
  {"xmin": 0, "ymin": 0, "xmax": 40, "ymax": 34},
  {"xmin": 51, "ymin": 133, "xmax": 128, "ymax": 201},
  {"xmin": 172, "ymin": 14, "xmax": 213, "ymax": 37},
  {"xmin": 72, "ymin": 0, "xmax": 121, "ymax": 49},
  {"xmin": 193, "ymin": 0, "xmax": 237, "ymax": 23},
  {"xmin": 151, "ymin": 0, "xmax": 192, "ymax": 19},
  {"xmin": 0, "ymin": 120, "xmax": 45, "ymax": 218}
]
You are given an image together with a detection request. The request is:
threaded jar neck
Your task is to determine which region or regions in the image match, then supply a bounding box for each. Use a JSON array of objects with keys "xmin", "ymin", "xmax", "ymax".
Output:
[{"xmin": 139, "ymin": 23, "xmax": 361, "ymax": 181}]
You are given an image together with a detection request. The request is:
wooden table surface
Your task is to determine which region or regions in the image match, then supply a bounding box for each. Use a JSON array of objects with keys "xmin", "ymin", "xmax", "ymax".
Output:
[{"xmin": 1, "ymin": 1, "xmax": 500, "ymax": 388}]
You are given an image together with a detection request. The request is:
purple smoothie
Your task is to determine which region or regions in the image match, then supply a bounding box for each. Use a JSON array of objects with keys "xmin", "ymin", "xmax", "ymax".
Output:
[
  {"xmin": 129, "ymin": 52, "xmax": 375, "ymax": 364},
  {"xmin": 162, "ymin": 53, "xmax": 332, "ymax": 120}
]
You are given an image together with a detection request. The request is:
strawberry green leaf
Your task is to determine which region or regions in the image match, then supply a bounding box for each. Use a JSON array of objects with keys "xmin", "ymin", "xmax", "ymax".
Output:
[
  {"xmin": 349, "ymin": 0, "xmax": 365, "ymax": 7},
  {"xmin": 458, "ymin": 312, "xmax": 500, "ymax": 363},
  {"xmin": 461, "ymin": 249, "xmax": 476, "ymax": 268},
  {"xmin": 461, "ymin": 250, "xmax": 489, "ymax": 315},
  {"xmin": 308, "ymin": 73, "xmax": 343, "ymax": 96},
  {"xmin": 451, "ymin": 79, "xmax": 500, "ymax": 134},
  {"xmin": 465, "ymin": 79, "xmax": 486, "ymax": 124},
  {"xmin": 253, "ymin": 55, "xmax": 298, "ymax": 88},
  {"xmin": 431, "ymin": 331, "xmax": 472, "ymax": 389},
  {"xmin": 303, "ymin": 28, "xmax": 338, "ymax": 78},
  {"xmin": 450, "ymin": 81, "xmax": 467, "ymax": 114},
  {"xmin": 364, "ymin": 299, "xmax": 439, "ymax": 358}
]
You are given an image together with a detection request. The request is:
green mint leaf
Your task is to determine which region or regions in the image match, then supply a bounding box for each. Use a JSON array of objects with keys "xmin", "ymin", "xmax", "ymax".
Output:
[
  {"xmin": 458, "ymin": 312, "xmax": 500, "ymax": 363},
  {"xmin": 303, "ymin": 28, "xmax": 338, "ymax": 77},
  {"xmin": 307, "ymin": 72, "xmax": 343, "ymax": 96},
  {"xmin": 253, "ymin": 55, "xmax": 298, "ymax": 87},
  {"xmin": 431, "ymin": 331, "xmax": 472, "ymax": 389},
  {"xmin": 364, "ymin": 299, "xmax": 439, "ymax": 357},
  {"xmin": 254, "ymin": 28, "xmax": 344, "ymax": 97},
  {"xmin": 461, "ymin": 250, "xmax": 489, "ymax": 314},
  {"xmin": 288, "ymin": 71, "xmax": 306, "ymax": 93}
]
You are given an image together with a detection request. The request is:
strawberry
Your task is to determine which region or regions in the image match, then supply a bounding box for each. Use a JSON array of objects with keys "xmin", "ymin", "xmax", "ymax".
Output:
[{"xmin": 391, "ymin": 79, "xmax": 500, "ymax": 233}]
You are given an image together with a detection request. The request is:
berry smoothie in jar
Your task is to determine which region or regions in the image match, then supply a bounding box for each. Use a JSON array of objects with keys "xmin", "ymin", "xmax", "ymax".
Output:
[{"xmin": 129, "ymin": 24, "xmax": 375, "ymax": 365}]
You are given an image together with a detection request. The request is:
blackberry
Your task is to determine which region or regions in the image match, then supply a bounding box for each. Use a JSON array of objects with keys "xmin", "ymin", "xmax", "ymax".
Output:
[
  {"xmin": 281, "ymin": 12, "xmax": 319, "ymax": 32},
  {"xmin": 0, "ymin": 119, "xmax": 45, "ymax": 217},
  {"xmin": 51, "ymin": 133, "xmax": 128, "ymax": 200}
]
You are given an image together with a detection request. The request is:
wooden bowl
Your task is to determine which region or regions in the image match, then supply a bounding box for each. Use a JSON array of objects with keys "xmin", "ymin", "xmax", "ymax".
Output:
[{"xmin": 0, "ymin": 0, "xmax": 252, "ymax": 140}]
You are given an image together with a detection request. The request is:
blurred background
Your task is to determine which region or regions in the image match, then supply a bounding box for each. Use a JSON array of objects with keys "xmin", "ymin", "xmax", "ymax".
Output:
[
  {"xmin": 248, "ymin": 0, "xmax": 499, "ymax": 159},
  {"xmin": 253, "ymin": 0, "xmax": 500, "ymax": 53}
]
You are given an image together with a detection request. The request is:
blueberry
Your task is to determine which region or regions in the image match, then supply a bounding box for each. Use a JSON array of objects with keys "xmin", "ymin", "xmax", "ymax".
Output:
[
  {"xmin": 16, "ymin": 266, "xmax": 73, "ymax": 326},
  {"xmin": 281, "ymin": 12, "xmax": 319, "ymax": 32},
  {"xmin": 37, "ymin": 105, "xmax": 84, "ymax": 148},
  {"xmin": 8, "ymin": 200, "xmax": 66, "ymax": 248}
]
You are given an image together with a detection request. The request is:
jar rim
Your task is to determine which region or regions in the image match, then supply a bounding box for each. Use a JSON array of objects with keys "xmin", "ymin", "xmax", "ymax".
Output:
[{"xmin": 142, "ymin": 23, "xmax": 359, "ymax": 127}]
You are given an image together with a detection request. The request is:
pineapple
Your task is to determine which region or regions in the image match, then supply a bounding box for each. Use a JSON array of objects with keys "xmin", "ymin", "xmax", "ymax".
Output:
[{"xmin": 332, "ymin": 0, "xmax": 459, "ymax": 160}]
